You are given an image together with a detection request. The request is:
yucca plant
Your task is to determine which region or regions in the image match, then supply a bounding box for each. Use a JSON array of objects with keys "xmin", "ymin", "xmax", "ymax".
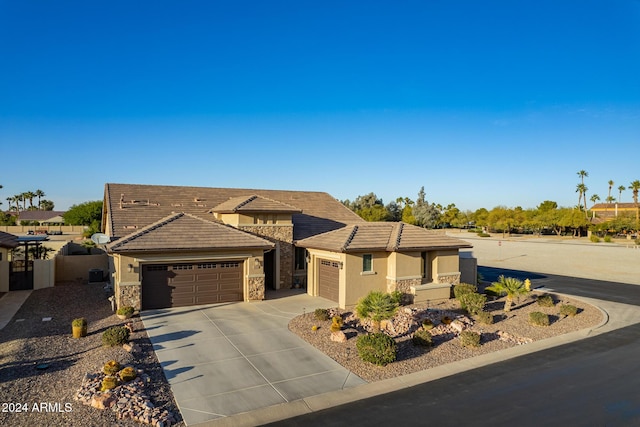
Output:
[
  {"xmin": 485, "ymin": 275, "xmax": 530, "ymax": 312},
  {"xmin": 355, "ymin": 291, "xmax": 399, "ymax": 333}
]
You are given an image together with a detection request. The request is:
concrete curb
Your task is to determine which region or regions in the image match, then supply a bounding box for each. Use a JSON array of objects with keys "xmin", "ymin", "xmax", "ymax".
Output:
[{"xmin": 194, "ymin": 296, "xmax": 614, "ymax": 427}]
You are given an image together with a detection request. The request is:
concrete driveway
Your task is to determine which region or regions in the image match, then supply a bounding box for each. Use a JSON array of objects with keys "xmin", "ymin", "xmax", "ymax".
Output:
[{"xmin": 141, "ymin": 291, "xmax": 365, "ymax": 425}]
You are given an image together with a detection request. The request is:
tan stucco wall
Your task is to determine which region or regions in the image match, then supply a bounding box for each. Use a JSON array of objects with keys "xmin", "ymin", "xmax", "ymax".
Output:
[
  {"xmin": 343, "ymin": 251, "xmax": 389, "ymax": 308},
  {"xmin": 55, "ymin": 253, "xmax": 109, "ymax": 282},
  {"xmin": 33, "ymin": 259, "xmax": 55, "ymax": 289},
  {"xmin": 215, "ymin": 212, "xmax": 294, "ymax": 226},
  {"xmin": 431, "ymin": 250, "xmax": 459, "ymax": 281}
]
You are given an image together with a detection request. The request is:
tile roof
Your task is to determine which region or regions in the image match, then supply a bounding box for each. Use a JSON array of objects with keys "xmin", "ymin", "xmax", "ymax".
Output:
[
  {"xmin": 211, "ymin": 195, "xmax": 302, "ymax": 214},
  {"xmin": 591, "ymin": 203, "xmax": 638, "ymax": 210},
  {"xmin": 16, "ymin": 211, "xmax": 65, "ymax": 222},
  {"xmin": 0, "ymin": 231, "xmax": 19, "ymax": 249},
  {"xmin": 296, "ymin": 222, "xmax": 473, "ymax": 252},
  {"xmin": 104, "ymin": 183, "xmax": 364, "ymax": 241},
  {"xmin": 107, "ymin": 212, "xmax": 275, "ymax": 253}
]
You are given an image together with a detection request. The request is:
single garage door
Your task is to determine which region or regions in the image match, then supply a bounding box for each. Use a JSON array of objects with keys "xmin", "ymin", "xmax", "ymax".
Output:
[
  {"xmin": 142, "ymin": 261, "xmax": 243, "ymax": 309},
  {"xmin": 318, "ymin": 259, "xmax": 340, "ymax": 303}
]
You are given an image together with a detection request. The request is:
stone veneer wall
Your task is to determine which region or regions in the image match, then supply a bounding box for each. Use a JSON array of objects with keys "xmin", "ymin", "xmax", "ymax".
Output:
[
  {"xmin": 239, "ymin": 225, "xmax": 294, "ymax": 288},
  {"xmin": 386, "ymin": 277, "xmax": 422, "ymax": 294},
  {"xmin": 248, "ymin": 276, "xmax": 265, "ymax": 301},
  {"xmin": 117, "ymin": 281, "xmax": 142, "ymax": 310},
  {"xmin": 436, "ymin": 272, "xmax": 461, "ymax": 285}
]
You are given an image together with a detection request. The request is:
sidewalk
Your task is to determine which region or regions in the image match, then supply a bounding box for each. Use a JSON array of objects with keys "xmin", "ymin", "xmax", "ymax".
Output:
[{"xmin": 0, "ymin": 290, "xmax": 32, "ymax": 330}]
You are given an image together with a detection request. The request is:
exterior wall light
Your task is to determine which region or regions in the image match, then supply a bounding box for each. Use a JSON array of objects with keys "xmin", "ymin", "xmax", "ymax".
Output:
[
  {"xmin": 127, "ymin": 263, "xmax": 133, "ymax": 273},
  {"xmin": 254, "ymin": 258, "xmax": 262, "ymax": 269}
]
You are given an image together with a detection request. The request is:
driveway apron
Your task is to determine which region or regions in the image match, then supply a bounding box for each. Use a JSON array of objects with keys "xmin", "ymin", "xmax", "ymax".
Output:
[{"xmin": 141, "ymin": 292, "xmax": 365, "ymax": 425}]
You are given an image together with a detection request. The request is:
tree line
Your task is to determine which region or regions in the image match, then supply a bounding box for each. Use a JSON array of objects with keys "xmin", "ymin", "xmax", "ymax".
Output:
[
  {"xmin": 0, "ymin": 185, "xmax": 57, "ymax": 226},
  {"xmin": 342, "ymin": 175, "xmax": 640, "ymax": 237}
]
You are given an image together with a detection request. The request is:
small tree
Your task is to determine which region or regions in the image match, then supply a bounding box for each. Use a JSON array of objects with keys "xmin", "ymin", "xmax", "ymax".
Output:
[
  {"xmin": 355, "ymin": 291, "xmax": 399, "ymax": 333},
  {"xmin": 485, "ymin": 275, "xmax": 530, "ymax": 312}
]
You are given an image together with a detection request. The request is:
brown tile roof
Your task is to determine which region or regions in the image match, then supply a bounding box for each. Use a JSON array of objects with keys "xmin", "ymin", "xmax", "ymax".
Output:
[
  {"xmin": 296, "ymin": 222, "xmax": 473, "ymax": 252},
  {"xmin": 592, "ymin": 203, "xmax": 638, "ymax": 210},
  {"xmin": 104, "ymin": 183, "xmax": 364, "ymax": 241},
  {"xmin": 16, "ymin": 211, "xmax": 66, "ymax": 222},
  {"xmin": 107, "ymin": 212, "xmax": 275, "ymax": 253},
  {"xmin": 0, "ymin": 231, "xmax": 19, "ymax": 249},
  {"xmin": 211, "ymin": 195, "xmax": 302, "ymax": 214}
]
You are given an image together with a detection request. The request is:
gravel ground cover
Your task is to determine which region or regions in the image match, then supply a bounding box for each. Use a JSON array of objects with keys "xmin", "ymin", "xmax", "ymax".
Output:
[
  {"xmin": 0, "ymin": 281, "xmax": 183, "ymax": 427},
  {"xmin": 289, "ymin": 291, "xmax": 604, "ymax": 383}
]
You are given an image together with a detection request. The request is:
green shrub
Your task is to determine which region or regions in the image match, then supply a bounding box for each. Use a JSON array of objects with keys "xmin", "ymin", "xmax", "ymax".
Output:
[
  {"xmin": 459, "ymin": 292, "xmax": 487, "ymax": 315},
  {"xmin": 475, "ymin": 310, "xmax": 494, "ymax": 325},
  {"xmin": 559, "ymin": 304, "xmax": 578, "ymax": 317},
  {"xmin": 356, "ymin": 333, "xmax": 397, "ymax": 366},
  {"xmin": 390, "ymin": 290, "xmax": 404, "ymax": 306},
  {"xmin": 604, "ymin": 235, "xmax": 612, "ymax": 243},
  {"xmin": 459, "ymin": 330, "xmax": 481, "ymax": 348},
  {"xmin": 412, "ymin": 328, "xmax": 434, "ymax": 347},
  {"xmin": 441, "ymin": 316, "xmax": 452, "ymax": 325},
  {"xmin": 453, "ymin": 283, "xmax": 477, "ymax": 301},
  {"xmin": 590, "ymin": 234, "xmax": 600, "ymax": 243},
  {"xmin": 103, "ymin": 360, "xmax": 121, "ymax": 375},
  {"xmin": 477, "ymin": 232, "xmax": 491, "ymax": 237},
  {"xmin": 314, "ymin": 308, "xmax": 329, "ymax": 321},
  {"xmin": 529, "ymin": 311, "xmax": 550, "ymax": 326},
  {"xmin": 117, "ymin": 306, "xmax": 135, "ymax": 317},
  {"xmin": 537, "ymin": 294, "xmax": 555, "ymax": 307},
  {"xmin": 102, "ymin": 326, "xmax": 131, "ymax": 347}
]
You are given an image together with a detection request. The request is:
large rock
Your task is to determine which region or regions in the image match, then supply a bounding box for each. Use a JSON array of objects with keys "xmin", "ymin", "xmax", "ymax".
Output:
[
  {"xmin": 330, "ymin": 331, "xmax": 347, "ymax": 343},
  {"xmin": 91, "ymin": 393, "xmax": 115, "ymax": 410}
]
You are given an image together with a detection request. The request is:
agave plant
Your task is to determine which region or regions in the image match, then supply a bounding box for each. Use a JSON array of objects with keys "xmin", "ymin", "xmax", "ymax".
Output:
[{"xmin": 485, "ymin": 275, "xmax": 530, "ymax": 312}]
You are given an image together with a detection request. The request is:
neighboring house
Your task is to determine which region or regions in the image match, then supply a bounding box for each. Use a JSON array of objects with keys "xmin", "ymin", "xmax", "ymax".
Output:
[
  {"xmin": 102, "ymin": 183, "xmax": 473, "ymax": 310},
  {"xmin": 591, "ymin": 202, "xmax": 638, "ymax": 220},
  {"xmin": 0, "ymin": 231, "xmax": 19, "ymax": 262},
  {"xmin": 16, "ymin": 211, "xmax": 66, "ymax": 225}
]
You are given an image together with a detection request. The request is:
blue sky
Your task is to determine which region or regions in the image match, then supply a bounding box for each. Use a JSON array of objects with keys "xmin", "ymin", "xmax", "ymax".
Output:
[{"xmin": 1, "ymin": 1, "xmax": 639, "ymax": 212}]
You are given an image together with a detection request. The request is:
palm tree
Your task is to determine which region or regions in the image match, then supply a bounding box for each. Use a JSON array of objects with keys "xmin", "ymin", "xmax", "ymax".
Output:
[
  {"xmin": 576, "ymin": 183, "xmax": 586, "ymax": 212},
  {"xmin": 618, "ymin": 185, "xmax": 626, "ymax": 203},
  {"xmin": 608, "ymin": 180, "xmax": 614, "ymax": 201},
  {"xmin": 9, "ymin": 195, "xmax": 21, "ymax": 213},
  {"xmin": 590, "ymin": 194, "xmax": 600, "ymax": 208},
  {"xmin": 485, "ymin": 275, "xmax": 530, "ymax": 312},
  {"xmin": 576, "ymin": 170, "xmax": 589, "ymax": 218},
  {"xmin": 24, "ymin": 191, "xmax": 35, "ymax": 210},
  {"xmin": 35, "ymin": 189, "xmax": 45, "ymax": 210},
  {"xmin": 355, "ymin": 291, "xmax": 399, "ymax": 333},
  {"xmin": 629, "ymin": 180, "xmax": 640, "ymax": 225}
]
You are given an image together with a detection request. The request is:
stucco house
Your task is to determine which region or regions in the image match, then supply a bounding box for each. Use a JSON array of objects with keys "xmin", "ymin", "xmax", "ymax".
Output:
[
  {"xmin": 102, "ymin": 183, "xmax": 473, "ymax": 310},
  {"xmin": 591, "ymin": 202, "xmax": 638, "ymax": 220},
  {"xmin": 15, "ymin": 210, "xmax": 66, "ymax": 225}
]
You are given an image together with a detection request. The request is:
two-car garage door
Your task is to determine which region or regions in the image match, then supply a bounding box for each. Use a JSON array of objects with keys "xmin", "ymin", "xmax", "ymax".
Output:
[{"xmin": 142, "ymin": 261, "xmax": 243, "ymax": 309}]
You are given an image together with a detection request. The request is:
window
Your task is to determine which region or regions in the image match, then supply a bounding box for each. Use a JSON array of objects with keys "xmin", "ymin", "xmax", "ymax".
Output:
[
  {"xmin": 294, "ymin": 247, "xmax": 307, "ymax": 270},
  {"xmin": 421, "ymin": 252, "xmax": 427, "ymax": 278},
  {"xmin": 362, "ymin": 254, "xmax": 372, "ymax": 272}
]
